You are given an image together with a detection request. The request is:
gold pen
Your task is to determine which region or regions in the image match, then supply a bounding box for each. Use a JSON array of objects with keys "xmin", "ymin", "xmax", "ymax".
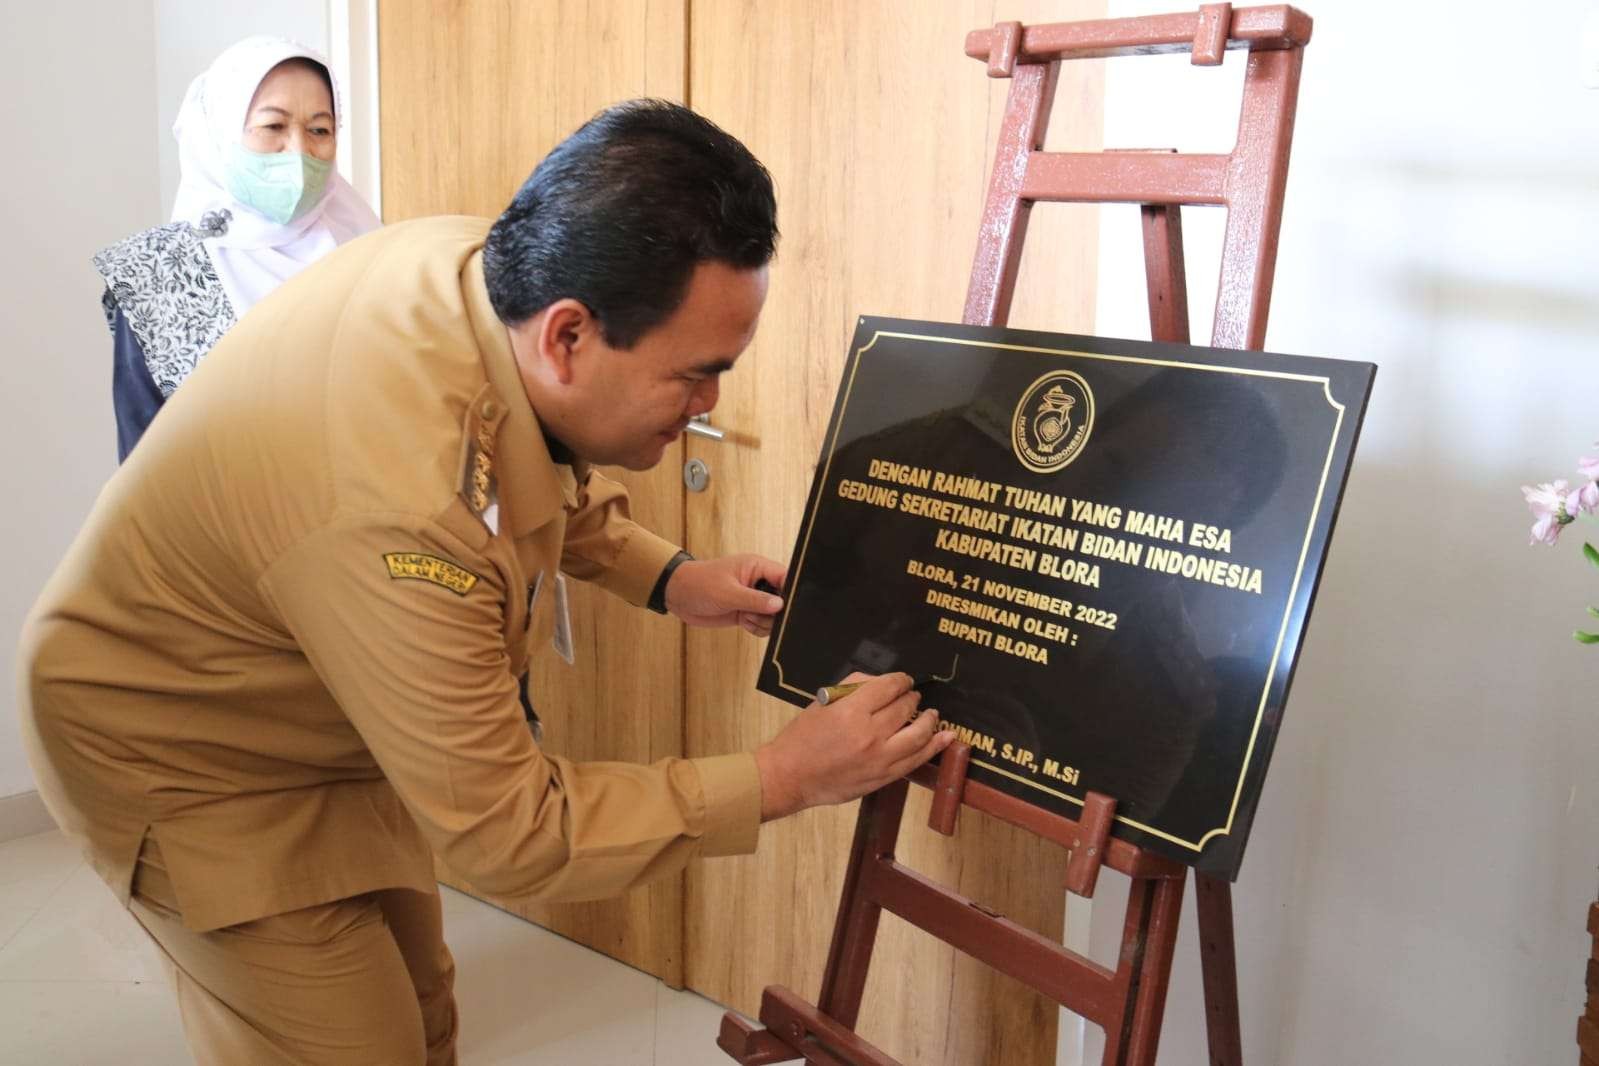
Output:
[
  {"xmin": 814, "ymin": 656, "xmax": 958, "ymax": 706},
  {"xmin": 814, "ymin": 682, "xmax": 865, "ymax": 706}
]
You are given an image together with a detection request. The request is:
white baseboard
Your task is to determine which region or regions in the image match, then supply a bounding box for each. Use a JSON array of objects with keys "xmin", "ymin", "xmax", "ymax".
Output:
[{"xmin": 0, "ymin": 791, "xmax": 57, "ymax": 843}]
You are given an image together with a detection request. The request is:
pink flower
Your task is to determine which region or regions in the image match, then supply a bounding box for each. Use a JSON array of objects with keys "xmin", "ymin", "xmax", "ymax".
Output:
[
  {"xmin": 1530, "ymin": 512, "xmax": 1565, "ymax": 545},
  {"xmin": 1523, "ymin": 480, "xmax": 1581, "ymax": 545},
  {"xmin": 1580, "ymin": 455, "xmax": 1599, "ymax": 480},
  {"xmin": 1576, "ymin": 481, "xmax": 1599, "ymax": 516},
  {"xmin": 1523, "ymin": 480, "xmax": 1571, "ymax": 519}
]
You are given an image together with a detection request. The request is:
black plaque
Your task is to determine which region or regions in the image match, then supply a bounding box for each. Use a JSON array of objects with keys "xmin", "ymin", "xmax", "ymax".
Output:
[{"xmin": 757, "ymin": 317, "xmax": 1374, "ymax": 878}]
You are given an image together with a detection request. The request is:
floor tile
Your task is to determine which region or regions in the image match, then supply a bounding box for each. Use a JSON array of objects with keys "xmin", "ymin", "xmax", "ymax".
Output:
[
  {"xmin": 0, "ymin": 863, "xmax": 165, "ymax": 983},
  {"xmin": 0, "ymin": 979, "xmax": 189, "ymax": 1063},
  {"xmin": 0, "ymin": 829, "xmax": 81, "ymax": 893},
  {"xmin": 442, "ymin": 885, "xmax": 660, "ymax": 1064},
  {"xmin": 0, "ymin": 830, "xmax": 85, "ymax": 950},
  {"xmin": 0, "ymin": 877, "xmax": 64, "ymax": 954},
  {"xmin": 0, "ymin": 830, "xmax": 82, "ymax": 939},
  {"xmin": 654, "ymin": 981, "xmax": 738, "ymax": 1066},
  {"xmin": 0, "ymin": 836, "xmax": 745, "ymax": 1064}
]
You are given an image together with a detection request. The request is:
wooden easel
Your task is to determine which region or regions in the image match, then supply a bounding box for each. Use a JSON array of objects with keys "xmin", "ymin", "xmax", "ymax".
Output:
[{"xmin": 719, "ymin": 6, "xmax": 1312, "ymax": 1064}]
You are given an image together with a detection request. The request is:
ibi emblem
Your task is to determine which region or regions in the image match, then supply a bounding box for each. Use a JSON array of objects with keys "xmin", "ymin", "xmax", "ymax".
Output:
[{"xmin": 1011, "ymin": 370, "xmax": 1094, "ymax": 473}]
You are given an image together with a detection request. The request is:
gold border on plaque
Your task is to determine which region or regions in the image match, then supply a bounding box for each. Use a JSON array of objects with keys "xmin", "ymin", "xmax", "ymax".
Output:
[{"xmin": 770, "ymin": 328, "xmax": 1349, "ymax": 854}]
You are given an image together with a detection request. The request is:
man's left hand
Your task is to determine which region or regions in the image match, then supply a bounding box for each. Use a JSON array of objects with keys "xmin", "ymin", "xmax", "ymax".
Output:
[{"xmin": 665, "ymin": 554, "xmax": 787, "ymax": 635}]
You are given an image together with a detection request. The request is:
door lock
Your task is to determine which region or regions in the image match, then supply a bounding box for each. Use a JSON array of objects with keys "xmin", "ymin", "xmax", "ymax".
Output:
[{"xmin": 683, "ymin": 458, "xmax": 710, "ymax": 492}]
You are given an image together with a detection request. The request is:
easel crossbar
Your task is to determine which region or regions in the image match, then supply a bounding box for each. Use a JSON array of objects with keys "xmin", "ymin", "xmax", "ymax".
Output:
[
  {"xmin": 863, "ymin": 856, "xmax": 1120, "ymax": 1025},
  {"xmin": 1022, "ymin": 152, "xmax": 1229, "ymax": 205},
  {"xmin": 905, "ymin": 762, "xmax": 1185, "ymax": 882},
  {"xmin": 963, "ymin": 5, "xmax": 1311, "ymax": 65},
  {"xmin": 759, "ymin": 987, "xmax": 903, "ymax": 1066}
]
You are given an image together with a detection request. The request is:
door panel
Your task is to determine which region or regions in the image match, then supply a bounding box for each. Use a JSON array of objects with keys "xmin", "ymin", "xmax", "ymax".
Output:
[
  {"xmin": 683, "ymin": 2, "xmax": 1105, "ymax": 1062},
  {"xmin": 378, "ymin": 0, "xmax": 689, "ymax": 984}
]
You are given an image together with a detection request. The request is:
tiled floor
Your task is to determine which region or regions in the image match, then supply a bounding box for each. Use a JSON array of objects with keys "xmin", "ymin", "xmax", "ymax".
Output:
[{"xmin": 0, "ymin": 828, "xmax": 732, "ymax": 1064}]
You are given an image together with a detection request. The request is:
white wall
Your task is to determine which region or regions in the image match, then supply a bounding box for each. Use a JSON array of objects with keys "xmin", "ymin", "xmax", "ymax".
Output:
[
  {"xmin": 0, "ymin": 6, "xmax": 160, "ymax": 799},
  {"xmin": 0, "ymin": 2, "xmax": 330, "ymax": 802},
  {"xmin": 1072, "ymin": 2, "xmax": 1599, "ymax": 1063}
]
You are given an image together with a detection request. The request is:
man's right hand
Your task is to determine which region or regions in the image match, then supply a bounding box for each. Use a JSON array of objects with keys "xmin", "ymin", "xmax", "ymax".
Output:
[{"xmin": 753, "ymin": 672, "xmax": 954, "ymax": 822}]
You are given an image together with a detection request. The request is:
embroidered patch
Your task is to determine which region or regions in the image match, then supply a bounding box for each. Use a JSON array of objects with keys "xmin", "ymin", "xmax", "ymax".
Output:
[{"xmin": 383, "ymin": 553, "xmax": 480, "ymax": 595}]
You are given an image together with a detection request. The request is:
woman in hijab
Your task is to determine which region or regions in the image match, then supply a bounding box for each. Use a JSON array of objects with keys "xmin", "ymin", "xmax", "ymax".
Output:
[{"xmin": 94, "ymin": 36, "xmax": 380, "ymax": 461}]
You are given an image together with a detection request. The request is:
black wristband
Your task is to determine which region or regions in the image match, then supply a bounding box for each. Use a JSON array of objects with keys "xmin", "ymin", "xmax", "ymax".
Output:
[{"xmin": 648, "ymin": 550, "xmax": 694, "ymax": 614}]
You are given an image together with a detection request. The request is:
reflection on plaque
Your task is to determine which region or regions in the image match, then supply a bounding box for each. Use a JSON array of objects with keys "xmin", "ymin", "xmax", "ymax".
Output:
[{"xmin": 757, "ymin": 317, "xmax": 1375, "ymax": 878}]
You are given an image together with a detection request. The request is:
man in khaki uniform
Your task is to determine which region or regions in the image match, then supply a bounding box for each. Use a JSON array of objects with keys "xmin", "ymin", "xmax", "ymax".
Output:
[{"xmin": 19, "ymin": 101, "xmax": 949, "ymax": 1064}]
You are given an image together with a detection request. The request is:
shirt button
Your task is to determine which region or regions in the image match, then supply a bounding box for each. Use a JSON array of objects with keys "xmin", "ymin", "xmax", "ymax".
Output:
[{"xmin": 481, "ymin": 400, "xmax": 499, "ymax": 420}]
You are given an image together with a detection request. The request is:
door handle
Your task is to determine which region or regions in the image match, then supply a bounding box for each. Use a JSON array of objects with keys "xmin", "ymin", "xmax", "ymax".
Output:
[{"xmin": 684, "ymin": 414, "xmax": 726, "ymax": 442}]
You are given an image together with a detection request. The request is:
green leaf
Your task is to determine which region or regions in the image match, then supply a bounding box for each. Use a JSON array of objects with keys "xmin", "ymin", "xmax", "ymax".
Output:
[
  {"xmin": 1585, "ymin": 542, "xmax": 1599, "ymax": 570},
  {"xmin": 1588, "ymin": 606, "xmax": 1599, "ymax": 619},
  {"xmin": 1576, "ymin": 630, "xmax": 1599, "ymax": 644}
]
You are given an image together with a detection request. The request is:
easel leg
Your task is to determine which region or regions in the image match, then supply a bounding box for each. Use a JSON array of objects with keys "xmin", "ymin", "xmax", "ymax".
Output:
[
  {"xmin": 816, "ymin": 779, "xmax": 910, "ymax": 1028},
  {"xmin": 1140, "ymin": 203, "xmax": 1191, "ymax": 345},
  {"xmin": 963, "ymin": 61, "xmax": 1060, "ymax": 328},
  {"xmin": 1123, "ymin": 874, "xmax": 1185, "ymax": 1066},
  {"xmin": 1194, "ymin": 873, "xmax": 1243, "ymax": 1066},
  {"xmin": 1213, "ymin": 45, "xmax": 1304, "ymax": 351}
]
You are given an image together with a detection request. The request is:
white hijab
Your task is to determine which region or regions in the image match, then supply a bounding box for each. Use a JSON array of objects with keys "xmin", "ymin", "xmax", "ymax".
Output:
[{"xmin": 170, "ymin": 36, "xmax": 380, "ymax": 316}]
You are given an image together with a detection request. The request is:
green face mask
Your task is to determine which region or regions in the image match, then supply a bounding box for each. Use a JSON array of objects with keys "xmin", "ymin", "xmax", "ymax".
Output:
[{"xmin": 225, "ymin": 145, "xmax": 332, "ymax": 225}]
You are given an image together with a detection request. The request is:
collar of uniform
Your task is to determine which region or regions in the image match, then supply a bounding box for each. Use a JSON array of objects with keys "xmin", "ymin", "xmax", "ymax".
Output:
[{"xmin": 462, "ymin": 250, "xmax": 578, "ymax": 536}]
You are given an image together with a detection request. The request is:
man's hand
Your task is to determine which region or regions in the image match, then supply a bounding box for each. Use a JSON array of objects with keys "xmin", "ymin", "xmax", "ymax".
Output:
[
  {"xmin": 753, "ymin": 672, "xmax": 954, "ymax": 821},
  {"xmin": 665, "ymin": 553, "xmax": 787, "ymax": 635}
]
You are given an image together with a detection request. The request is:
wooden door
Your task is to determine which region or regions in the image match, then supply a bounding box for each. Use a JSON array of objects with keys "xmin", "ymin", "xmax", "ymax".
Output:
[
  {"xmin": 682, "ymin": 3, "xmax": 1106, "ymax": 1063},
  {"xmin": 378, "ymin": 0, "xmax": 691, "ymax": 985}
]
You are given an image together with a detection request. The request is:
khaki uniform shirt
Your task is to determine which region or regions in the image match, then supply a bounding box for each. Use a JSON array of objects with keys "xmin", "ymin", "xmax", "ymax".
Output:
[{"xmin": 19, "ymin": 217, "xmax": 761, "ymax": 932}]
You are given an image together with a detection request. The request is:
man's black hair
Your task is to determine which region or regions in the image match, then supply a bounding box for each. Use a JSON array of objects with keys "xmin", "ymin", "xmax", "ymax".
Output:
[{"xmin": 482, "ymin": 99, "xmax": 778, "ymax": 348}]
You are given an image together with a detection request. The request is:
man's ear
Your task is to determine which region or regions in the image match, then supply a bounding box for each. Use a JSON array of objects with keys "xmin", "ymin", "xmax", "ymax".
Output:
[{"xmin": 535, "ymin": 299, "xmax": 596, "ymax": 386}]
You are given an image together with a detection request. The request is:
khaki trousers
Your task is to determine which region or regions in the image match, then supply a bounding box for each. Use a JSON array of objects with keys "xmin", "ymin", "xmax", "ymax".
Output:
[{"xmin": 129, "ymin": 839, "xmax": 458, "ymax": 1066}]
